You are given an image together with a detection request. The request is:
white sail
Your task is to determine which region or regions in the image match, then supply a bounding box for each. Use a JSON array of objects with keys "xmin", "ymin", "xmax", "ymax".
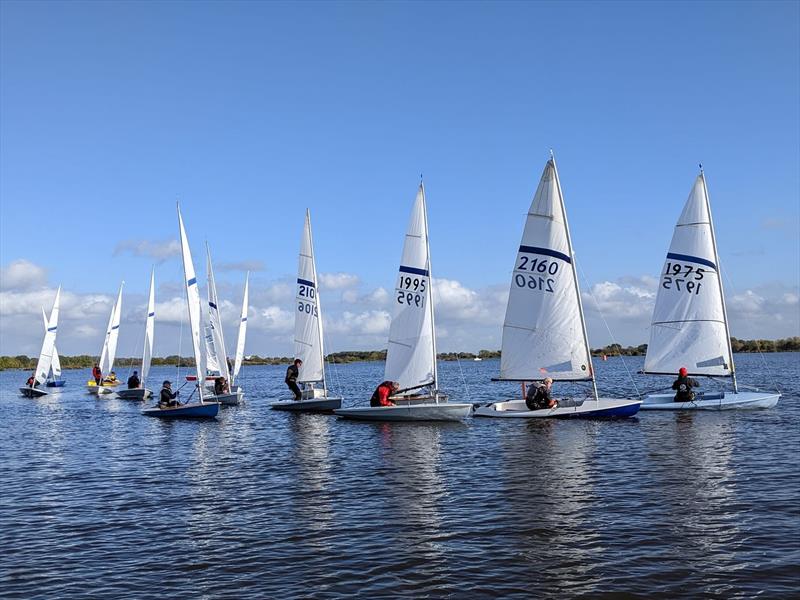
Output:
[
  {"xmin": 178, "ymin": 205, "xmax": 205, "ymax": 399},
  {"xmin": 644, "ymin": 172, "xmax": 733, "ymax": 376},
  {"xmin": 295, "ymin": 210, "xmax": 325, "ymax": 383},
  {"xmin": 204, "ymin": 324, "xmax": 220, "ymax": 373},
  {"xmin": 232, "ymin": 273, "xmax": 249, "ymax": 382},
  {"xmin": 206, "ymin": 245, "xmax": 230, "ymax": 381},
  {"xmin": 34, "ymin": 287, "xmax": 61, "ymax": 385},
  {"xmin": 141, "ymin": 269, "xmax": 156, "ymax": 383},
  {"xmin": 499, "ymin": 159, "xmax": 593, "ymax": 382},
  {"xmin": 384, "ymin": 183, "xmax": 437, "ymax": 391},
  {"xmin": 99, "ymin": 283, "xmax": 123, "ymax": 375},
  {"xmin": 51, "ymin": 346, "xmax": 62, "ymax": 379}
]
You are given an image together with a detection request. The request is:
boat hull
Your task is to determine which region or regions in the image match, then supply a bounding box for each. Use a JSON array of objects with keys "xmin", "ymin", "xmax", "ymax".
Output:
[
  {"xmin": 206, "ymin": 391, "xmax": 243, "ymax": 406},
  {"xmin": 45, "ymin": 380, "xmax": 66, "ymax": 388},
  {"xmin": 473, "ymin": 397, "xmax": 641, "ymax": 419},
  {"xmin": 19, "ymin": 386, "xmax": 48, "ymax": 398},
  {"xmin": 271, "ymin": 397, "xmax": 343, "ymax": 412},
  {"xmin": 641, "ymin": 391, "xmax": 780, "ymax": 410},
  {"xmin": 115, "ymin": 388, "xmax": 153, "ymax": 400},
  {"xmin": 141, "ymin": 402, "xmax": 220, "ymax": 418},
  {"xmin": 334, "ymin": 402, "xmax": 472, "ymax": 422}
]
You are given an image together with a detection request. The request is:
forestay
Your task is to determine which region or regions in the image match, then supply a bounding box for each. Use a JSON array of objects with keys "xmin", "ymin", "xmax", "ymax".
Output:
[
  {"xmin": 384, "ymin": 184, "xmax": 437, "ymax": 391},
  {"xmin": 643, "ymin": 173, "xmax": 733, "ymax": 377},
  {"xmin": 206, "ymin": 246, "xmax": 231, "ymax": 382},
  {"xmin": 232, "ymin": 273, "xmax": 249, "ymax": 383},
  {"xmin": 141, "ymin": 269, "xmax": 156, "ymax": 383},
  {"xmin": 295, "ymin": 210, "xmax": 325, "ymax": 384},
  {"xmin": 34, "ymin": 287, "xmax": 61, "ymax": 386},
  {"xmin": 178, "ymin": 206, "xmax": 206, "ymax": 396},
  {"xmin": 499, "ymin": 159, "xmax": 592, "ymax": 382},
  {"xmin": 99, "ymin": 283, "xmax": 124, "ymax": 376}
]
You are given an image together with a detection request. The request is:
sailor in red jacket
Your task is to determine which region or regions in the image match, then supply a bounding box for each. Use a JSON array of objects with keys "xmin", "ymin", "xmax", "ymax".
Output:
[
  {"xmin": 370, "ymin": 381, "xmax": 399, "ymax": 407},
  {"xmin": 92, "ymin": 363, "xmax": 102, "ymax": 385}
]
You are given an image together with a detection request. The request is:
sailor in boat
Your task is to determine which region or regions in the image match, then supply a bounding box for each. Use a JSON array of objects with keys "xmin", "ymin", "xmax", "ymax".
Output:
[
  {"xmin": 158, "ymin": 380, "xmax": 180, "ymax": 408},
  {"xmin": 213, "ymin": 377, "xmax": 229, "ymax": 395},
  {"xmin": 370, "ymin": 381, "xmax": 399, "ymax": 407},
  {"xmin": 525, "ymin": 378, "xmax": 558, "ymax": 410},
  {"xmin": 103, "ymin": 371, "xmax": 119, "ymax": 385},
  {"xmin": 127, "ymin": 370, "xmax": 140, "ymax": 389},
  {"xmin": 672, "ymin": 368, "xmax": 700, "ymax": 403},
  {"xmin": 25, "ymin": 375, "xmax": 38, "ymax": 389},
  {"xmin": 92, "ymin": 363, "xmax": 102, "ymax": 385},
  {"xmin": 285, "ymin": 358, "xmax": 303, "ymax": 401}
]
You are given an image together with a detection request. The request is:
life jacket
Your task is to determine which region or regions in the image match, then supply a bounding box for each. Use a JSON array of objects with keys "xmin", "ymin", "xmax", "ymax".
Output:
[
  {"xmin": 370, "ymin": 381, "xmax": 394, "ymax": 407},
  {"xmin": 92, "ymin": 366, "xmax": 102, "ymax": 379},
  {"xmin": 673, "ymin": 376, "xmax": 697, "ymax": 401}
]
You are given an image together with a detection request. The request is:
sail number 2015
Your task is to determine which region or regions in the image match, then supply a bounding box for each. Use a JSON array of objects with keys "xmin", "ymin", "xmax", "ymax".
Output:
[
  {"xmin": 662, "ymin": 262, "xmax": 704, "ymax": 295},
  {"xmin": 515, "ymin": 256, "xmax": 558, "ymax": 293}
]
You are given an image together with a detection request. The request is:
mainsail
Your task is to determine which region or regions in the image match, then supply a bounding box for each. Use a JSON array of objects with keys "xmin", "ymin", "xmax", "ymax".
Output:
[
  {"xmin": 34, "ymin": 287, "xmax": 61, "ymax": 385},
  {"xmin": 384, "ymin": 183, "xmax": 437, "ymax": 391},
  {"xmin": 294, "ymin": 210, "xmax": 325, "ymax": 384},
  {"xmin": 498, "ymin": 158, "xmax": 593, "ymax": 383},
  {"xmin": 99, "ymin": 283, "xmax": 123, "ymax": 376},
  {"xmin": 178, "ymin": 205, "xmax": 205, "ymax": 399},
  {"xmin": 232, "ymin": 273, "xmax": 249, "ymax": 383},
  {"xmin": 141, "ymin": 269, "xmax": 156, "ymax": 384},
  {"xmin": 205, "ymin": 245, "xmax": 231, "ymax": 382},
  {"xmin": 643, "ymin": 172, "xmax": 734, "ymax": 378}
]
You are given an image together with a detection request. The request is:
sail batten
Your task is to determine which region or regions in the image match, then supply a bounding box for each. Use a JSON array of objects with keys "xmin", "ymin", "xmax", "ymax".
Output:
[{"xmin": 644, "ymin": 173, "xmax": 733, "ymax": 378}]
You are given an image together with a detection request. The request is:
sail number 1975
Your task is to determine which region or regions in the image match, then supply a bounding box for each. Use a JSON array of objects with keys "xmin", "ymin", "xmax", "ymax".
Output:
[{"xmin": 662, "ymin": 262, "xmax": 704, "ymax": 295}]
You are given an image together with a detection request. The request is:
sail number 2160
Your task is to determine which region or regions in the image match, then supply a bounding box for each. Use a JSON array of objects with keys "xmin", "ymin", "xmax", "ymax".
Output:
[{"xmin": 515, "ymin": 257, "xmax": 558, "ymax": 293}]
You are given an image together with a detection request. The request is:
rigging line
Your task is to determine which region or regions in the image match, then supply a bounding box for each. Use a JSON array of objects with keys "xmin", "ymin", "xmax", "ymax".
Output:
[
  {"xmin": 455, "ymin": 354, "xmax": 472, "ymax": 404},
  {"xmin": 576, "ymin": 260, "xmax": 642, "ymax": 398}
]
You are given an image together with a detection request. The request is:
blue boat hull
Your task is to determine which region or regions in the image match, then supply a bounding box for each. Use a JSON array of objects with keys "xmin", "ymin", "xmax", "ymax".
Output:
[
  {"xmin": 142, "ymin": 402, "xmax": 220, "ymax": 419},
  {"xmin": 46, "ymin": 380, "xmax": 66, "ymax": 388}
]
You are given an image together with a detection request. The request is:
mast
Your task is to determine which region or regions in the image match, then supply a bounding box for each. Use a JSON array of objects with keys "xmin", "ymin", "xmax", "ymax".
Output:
[
  {"xmin": 701, "ymin": 169, "xmax": 738, "ymax": 393},
  {"xmin": 420, "ymin": 180, "xmax": 439, "ymax": 399},
  {"xmin": 550, "ymin": 152, "xmax": 599, "ymax": 401},
  {"xmin": 306, "ymin": 209, "xmax": 328, "ymax": 395}
]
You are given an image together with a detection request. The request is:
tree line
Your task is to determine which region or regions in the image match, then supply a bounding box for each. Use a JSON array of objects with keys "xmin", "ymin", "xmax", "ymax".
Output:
[{"xmin": 1, "ymin": 337, "xmax": 797, "ymax": 370}]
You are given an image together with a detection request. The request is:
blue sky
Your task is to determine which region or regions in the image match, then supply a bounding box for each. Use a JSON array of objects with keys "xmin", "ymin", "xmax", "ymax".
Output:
[{"xmin": 1, "ymin": 1, "xmax": 798, "ymax": 357}]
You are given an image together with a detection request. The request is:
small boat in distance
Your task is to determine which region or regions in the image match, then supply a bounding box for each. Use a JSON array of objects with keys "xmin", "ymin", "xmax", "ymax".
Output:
[
  {"xmin": 229, "ymin": 272, "xmax": 249, "ymax": 395},
  {"xmin": 272, "ymin": 210, "xmax": 343, "ymax": 412},
  {"xmin": 117, "ymin": 269, "xmax": 156, "ymax": 401},
  {"xmin": 474, "ymin": 155, "xmax": 640, "ymax": 419},
  {"xmin": 142, "ymin": 204, "xmax": 219, "ymax": 419},
  {"xmin": 335, "ymin": 182, "xmax": 472, "ymax": 422},
  {"xmin": 640, "ymin": 169, "xmax": 780, "ymax": 410},
  {"xmin": 87, "ymin": 283, "xmax": 124, "ymax": 395},
  {"xmin": 19, "ymin": 287, "xmax": 61, "ymax": 398}
]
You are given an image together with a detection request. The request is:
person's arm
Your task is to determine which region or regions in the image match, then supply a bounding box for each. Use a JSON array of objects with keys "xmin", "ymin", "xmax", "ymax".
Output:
[
  {"xmin": 672, "ymin": 380, "xmax": 680, "ymax": 390},
  {"xmin": 378, "ymin": 386, "xmax": 394, "ymax": 406}
]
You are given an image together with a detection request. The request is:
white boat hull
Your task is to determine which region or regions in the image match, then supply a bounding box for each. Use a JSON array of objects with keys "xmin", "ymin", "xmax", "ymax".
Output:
[
  {"xmin": 271, "ymin": 396, "xmax": 342, "ymax": 412},
  {"xmin": 641, "ymin": 390, "xmax": 780, "ymax": 410},
  {"xmin": 19, "ymin": 386, "xmax": 48, "ymax": 398},
  {"xmin": 115, "ymin": 388, "xmax": 153, "ymax": 400},
  {"xmin": 206, "ymin": 391, "xmax": 243, "ymax": 406},
  {"xmin": 334, "ymin": 402, "xmax": 472, "ymax": 422},
  {"xmin": 473, "ymin": 397, "xmax": 641, "ymax": 418}
]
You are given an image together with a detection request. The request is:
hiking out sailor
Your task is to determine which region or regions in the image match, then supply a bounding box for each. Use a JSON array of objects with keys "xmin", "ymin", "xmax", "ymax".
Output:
[
  {"xmin": 159, "ymin": 380, "xmax": 180, "ymax": 407},
  {"xmin": 285, "ymin": 359, "xmax": 303, "ymax": 401},
  {"xmin": 672, "ymin": 367, "xmax": 699, "ymax": 402},
  {"xmin": 127, "ymin": 370, "xmax": 140, "ymax": 389},
  {"xmin": 525, "ymin": 378, "xmax": 557, "ymax": 410},
  {"xmin": 370, "ymin": 381, "xmax": 399, "ymax": 407}
]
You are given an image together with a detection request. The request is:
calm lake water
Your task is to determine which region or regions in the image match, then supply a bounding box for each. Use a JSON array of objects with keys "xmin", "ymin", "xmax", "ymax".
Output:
[{"xmin": 1, "ymin": 353, "xmax": 798, "ymax": 598}]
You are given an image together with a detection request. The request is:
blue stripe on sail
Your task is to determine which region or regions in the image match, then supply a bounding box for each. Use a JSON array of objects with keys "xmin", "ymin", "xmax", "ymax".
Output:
[
  {"xmin": 148, "ymin": 312, "xmax": 155, "ymax": 317},
  {"xmin": 297, "ymin": 278, "xmax": 315, "ymax": 287},
  {"xmin": 209, "ymin": 301, "xmax": 217, "ymax": 310},
  {"xmin": 666, "ymin": 252, "xmax": 717, "ymax": 270},
  {"xmin": 47, "ymin": 326, "xmax": 57, "ymax": 332},
  {"xmin": 518, "ymin": 245, "xmax": 572, "ymax": 264},
  {"xmin": 399, "ymin": 265, "xmax": 429, "ymax": 277},
  {"xmin": 187, "ymin": 277, "xmax": 197, "ymax": 286},
  {"xmin": 111, "ymin": 325, "xmax": 120, "ymax": 330},
  {"xmin": 241, "ymin": 317, "xmax": 247, "ymax": 322}
]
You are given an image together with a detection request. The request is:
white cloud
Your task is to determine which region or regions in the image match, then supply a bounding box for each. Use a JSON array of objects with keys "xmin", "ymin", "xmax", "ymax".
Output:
[
  {"xmin": 0, "ymin": 259, "xmax": 47, "ymax": 290},
  {"xmin": 113, "ymin": 239, "xmax": 180, "ymax": 262},
  {"xmin": 319, "ymin": 272, "xmax": 360, "ymax": 290},
  {"xmin": 341, "ymin": 286, "xmax": 390, "ymax": 306},
  {"xmin": 582, "ymin": 276, "xmax": 657, "ymax": 319},
  {"xmin": 326, "ymin": 310, "xmax": 391, "ymax": 335},
  {"xmin": 216, "ymin": 260, "xmax": 266, "ymax": 273},
  {"xmin": 251, "ymin": 306, "xmax": 293, "ymax": 333}
]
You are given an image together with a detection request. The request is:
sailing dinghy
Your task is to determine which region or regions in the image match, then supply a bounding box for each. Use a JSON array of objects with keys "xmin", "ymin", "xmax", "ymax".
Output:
[
  {"xmin": 640, "ymin": 170, "xmax": 780, "ymax": 410},
  {"xmin": 202, "ymin": 244, "xmax": 242, "ymax": 405},
  {"xmin": 272, "ymin": 210, "xmax": 343, "ymax": 412},
  {"xmin": 229, "ymin": 273, "xmax": 249, "ymax": 395},
  {"xmin": 142, "ymin": 205, "xmax": 220, "ymax": 419},
  {"xmin": 335, "ymin": 183, "xmax": 472, "ymax": 421},
  {"xmin": 19, "ymin": 287, "xmax": 61, "ymax": 398},
  {"xmin": 117, "ymin": 270, "xmax": 156, "ymax": 400},
  {"xmin": 88, "ymin": 283, "xmax": 124, "ymax": 394},
  {"xmin": 474, "ymin": 156, "xmax": 641, "ymax": 418}
]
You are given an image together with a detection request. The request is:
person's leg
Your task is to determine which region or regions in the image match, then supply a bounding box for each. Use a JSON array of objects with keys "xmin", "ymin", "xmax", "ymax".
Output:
[{"xmin": 289, "ymin": 381, "xmax": 302, "ymax": 400}]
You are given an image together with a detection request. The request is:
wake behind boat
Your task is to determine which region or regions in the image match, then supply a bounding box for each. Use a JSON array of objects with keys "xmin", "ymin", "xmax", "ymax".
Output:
[
  {"xmin": 474, "ymin": 155, "xmax": 640, "ymax": 419},
  {"xmin": 640, "ymin": 169, "xmax": 780, "ymax": 410},
  {"xmin": 334, "ymin": 182, "xmax": 471, "ymax": 422}
]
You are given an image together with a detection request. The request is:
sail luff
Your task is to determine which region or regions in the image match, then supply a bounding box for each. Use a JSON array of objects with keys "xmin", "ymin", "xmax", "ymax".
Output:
[
  {"xmin": 142, "ymin": 268, "xmax": 155, "ymax": 384},
  {"xmin": 295, "ymin": 210, "xmax": 325, "ymax": 383},
  {"xmin": 232, "ymin": 272, "xmax": 249, "ymax": 383},
  {"xmin": 307, "ymin": 210, "xmax": 328, "ymax": 391},
  {"xmin": 551, "ymin": 156, "xmax": 597, "ymax": 400},
  {"xmin": 420, "ymin": 182, "xmax": 439, "ymax": 394},
  {"xmin": 206, "ymin": 244, "xmax": 230, "ymax": 382},
  {"xmin": 178, "ymin": 205, "xmax": 205, "ymax": 401}
]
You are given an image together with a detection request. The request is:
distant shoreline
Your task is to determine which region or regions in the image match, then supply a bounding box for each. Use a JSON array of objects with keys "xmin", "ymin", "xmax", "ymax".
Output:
[{"xmin": 1, "ymin": 337, "xmax": 797, "ymax": 371}]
